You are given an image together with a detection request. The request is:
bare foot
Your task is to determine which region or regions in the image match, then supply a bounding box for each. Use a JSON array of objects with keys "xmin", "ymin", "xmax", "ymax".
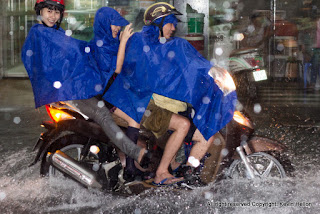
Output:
[
  {"xmin": 153, "ymin": 171, "xmax": 183, "ymax": 185},
  {"xmin": 170, "ymin": 161, "xmax": 181, "ymax": 172}
]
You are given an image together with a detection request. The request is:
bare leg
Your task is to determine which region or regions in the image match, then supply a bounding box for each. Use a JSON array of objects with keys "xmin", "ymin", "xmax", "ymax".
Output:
[
  {"xmin": 187, "ymin": 129, "xmax": 215, "ymax": 166},
  {"xmin": 170, "ymin": 154, "xmax": 181, "ymax": 171},
  {"xmin": 154, "ymin": 114, "xmax": 190, "ymax": 184},
  {"xmin": 113, "ymin": 108, "xmax": 140, "ymax": 128}
]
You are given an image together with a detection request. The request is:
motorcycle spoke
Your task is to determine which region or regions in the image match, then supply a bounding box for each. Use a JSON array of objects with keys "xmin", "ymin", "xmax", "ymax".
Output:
[
  {"xmin": 261, "ymin": 160, "xmax": 275, "ymax": 178},
  {"xmin": 76, "ymin": 148, "xmax": 81, "ymax": 160}
]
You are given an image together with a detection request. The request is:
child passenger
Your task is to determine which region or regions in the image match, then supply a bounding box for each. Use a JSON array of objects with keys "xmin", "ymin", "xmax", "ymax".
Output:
[
  {"xmin": 21, "ymin": 0, "xmax": 149, "ymax": 168},
  {"xmin": 88, "ymin": 7, "xmax": 146, "ymax": 179}
]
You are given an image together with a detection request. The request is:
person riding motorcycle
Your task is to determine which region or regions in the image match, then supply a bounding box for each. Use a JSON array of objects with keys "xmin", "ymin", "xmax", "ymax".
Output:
[
  {"xmin": 104, "ymin": 2, "xmax": 237, "ymax": 185},
  {"xmin": 22, "ymin": 0, "xmax": 150, "ymax": 170}
]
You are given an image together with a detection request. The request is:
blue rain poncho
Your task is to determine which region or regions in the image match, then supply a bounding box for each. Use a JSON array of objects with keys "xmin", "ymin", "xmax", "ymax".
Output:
[
  {"xmin": 89, "ymin": 7, "xmax": 129, "ymax": 84},
  {"xmin": 104, "ymin": 15, "xmax": 237, "ymax": 140},
  {"xmin": 21, "ymin": 24, "xmax": 104, "ymax": 108}
]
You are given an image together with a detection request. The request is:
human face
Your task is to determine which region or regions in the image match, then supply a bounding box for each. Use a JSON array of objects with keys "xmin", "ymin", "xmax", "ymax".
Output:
[
  {"xmin": 162, "ymin": 23, "xmax": 176, "ymax": 39},
  {"xmin": 40, "ymin": 8, "xmax": 61, "ymax": 27},
  {"xmin": 111, "ymin": 25, "xmax": 121, "ymax": 38}
]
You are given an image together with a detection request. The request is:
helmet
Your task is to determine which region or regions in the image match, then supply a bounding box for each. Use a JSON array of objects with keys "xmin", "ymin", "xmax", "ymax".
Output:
[
  {"xmin": 36, "ymin": 0, "xmax": 65, "ymax": 6},
  {"xmin": 36, "ymin": 0, "xmax": 65, "ymax": 11},
  {"xmin": 144, "ymin": 2, "xmax": 182, "ymax": 25}
]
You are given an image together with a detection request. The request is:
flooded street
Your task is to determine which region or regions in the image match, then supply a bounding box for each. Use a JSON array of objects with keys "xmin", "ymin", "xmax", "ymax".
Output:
[{"xmin": 1, "ymin": 79, "xmax": 320, "ymax": 213}]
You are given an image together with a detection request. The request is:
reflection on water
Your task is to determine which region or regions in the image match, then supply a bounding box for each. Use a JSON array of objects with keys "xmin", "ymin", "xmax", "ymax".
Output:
[{"xmin": 0, "ymin": 145, "xmax": 319, "ymax": 214}]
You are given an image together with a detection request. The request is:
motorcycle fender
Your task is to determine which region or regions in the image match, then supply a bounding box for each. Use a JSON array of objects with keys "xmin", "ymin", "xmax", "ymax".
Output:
[
  {"xmin": 29, "ymin": 127, "xmax": 64, "ymax": 167},
  {"xmin": 30, "ymin": 119, "xmax": 107, "ymax": 167},
  {"xmin": 247, "ymin": 136, "xmax": 287, "ymax": 154}
]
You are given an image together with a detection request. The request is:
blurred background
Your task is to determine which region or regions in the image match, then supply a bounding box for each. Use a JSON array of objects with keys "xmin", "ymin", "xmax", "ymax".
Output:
[{"xmin": 1, "ymin": 0, "xmax": 320, "ymax": 87}]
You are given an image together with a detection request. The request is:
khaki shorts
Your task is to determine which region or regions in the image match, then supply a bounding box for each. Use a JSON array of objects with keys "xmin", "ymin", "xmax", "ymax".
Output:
[{"xmin": 141, "ymin": 99, "xmax": 173, "ymax": 139}]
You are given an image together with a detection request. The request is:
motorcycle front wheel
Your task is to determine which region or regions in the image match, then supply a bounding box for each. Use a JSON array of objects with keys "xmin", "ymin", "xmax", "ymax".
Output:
[{"xmin": 227, "ymin": 152, "xmax": 286, "ymax": 179}]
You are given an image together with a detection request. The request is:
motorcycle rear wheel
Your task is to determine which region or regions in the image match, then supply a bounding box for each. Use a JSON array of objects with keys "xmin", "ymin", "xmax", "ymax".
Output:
[
  {"xmin": 227, "ymin": 152, "xmax": 286, "ymax": 179},
  {"xmin": 48, "ymin": 143, "xmax": 92, "ymax": 177},
  {"xmin": 40, "ymin": 134, "xmax": 93, "ymax": 176}
]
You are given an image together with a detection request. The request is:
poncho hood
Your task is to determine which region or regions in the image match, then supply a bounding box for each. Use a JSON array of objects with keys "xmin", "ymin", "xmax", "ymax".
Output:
[{"xmin": 89, "ymin": 7, "xmax": 129, "ymax": 84}]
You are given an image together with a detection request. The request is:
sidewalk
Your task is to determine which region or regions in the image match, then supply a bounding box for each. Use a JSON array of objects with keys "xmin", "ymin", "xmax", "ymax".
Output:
[{"xmin": 0, "ymin": 78, "xmax": 35, "ymax": 110}]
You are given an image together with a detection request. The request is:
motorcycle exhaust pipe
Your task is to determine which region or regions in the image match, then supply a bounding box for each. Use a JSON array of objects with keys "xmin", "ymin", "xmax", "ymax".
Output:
[{"xmin": 47, "ymin": 150, "xmax": 102, "ymax": 189}]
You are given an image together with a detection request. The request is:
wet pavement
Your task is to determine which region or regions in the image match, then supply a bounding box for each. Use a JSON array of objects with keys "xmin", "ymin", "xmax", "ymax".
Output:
[{"xmin": 1, "ymin": 78, "xmax": 320, "ymax": 213}]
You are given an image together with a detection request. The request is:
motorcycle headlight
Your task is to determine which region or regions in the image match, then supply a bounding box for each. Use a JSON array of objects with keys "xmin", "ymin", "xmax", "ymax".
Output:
[{"xmin": 233, "ymin": 111, "xmax": 253, "ymax": 129}]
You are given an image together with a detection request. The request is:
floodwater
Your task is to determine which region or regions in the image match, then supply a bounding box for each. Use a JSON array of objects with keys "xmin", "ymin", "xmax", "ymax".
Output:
[
  {"xmin": 0, "ymin": 80, "xmax": 320, "ymax": 213},
  {"xmin": 0, "ymin": 108, "xmax": 320, "ymax": 214}
]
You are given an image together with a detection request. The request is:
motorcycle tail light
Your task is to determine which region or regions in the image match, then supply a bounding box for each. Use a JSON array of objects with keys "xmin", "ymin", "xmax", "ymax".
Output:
[
  {"xmin": 244, "ymin": 57, "xmax": 259, "ymax": 67},
  {"xmin": 46, "ymin": 105, "xmax": 75, "ymax": 123},
  {"xmin": 233, "ymin": 111, "xmax": 253, "ymax": 129}
]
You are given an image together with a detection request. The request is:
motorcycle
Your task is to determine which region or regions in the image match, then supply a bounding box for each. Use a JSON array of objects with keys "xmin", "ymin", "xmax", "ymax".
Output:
[
  {"xmin": 229, "ymin": 47, "xmax": 268, "ymax": 107},
  {"xmin": 29, "ymin": 98, "xmax": 293, "ymax": 195}
]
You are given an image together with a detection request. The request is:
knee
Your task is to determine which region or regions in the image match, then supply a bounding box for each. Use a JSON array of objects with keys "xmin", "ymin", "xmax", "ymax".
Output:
[
  {"xmin": 178, "ymin": 117, "xmax": 191, "ymax": 134},
  {"xmin": 127, "ymin": 119, "xmax": 140, "ymax": 129}
]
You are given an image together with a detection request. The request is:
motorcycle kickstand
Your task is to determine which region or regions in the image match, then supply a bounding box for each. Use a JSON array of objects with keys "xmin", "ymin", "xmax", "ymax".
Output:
[{"xmin": 236, "ymin": 143, "xmax": 259, "ymax": 179}]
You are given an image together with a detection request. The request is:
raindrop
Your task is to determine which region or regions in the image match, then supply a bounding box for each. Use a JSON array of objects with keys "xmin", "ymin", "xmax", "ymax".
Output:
[
  {"xmin": 253, "ymin": 103, "xmax": 262, "ymax": 113},
  {"xmin": 277, "ymin": 43, "xmax": 285, "ymax": 51},
  {"xmin": 247, "ymin": 25, "xmax": 255, "ymax": 33},
  {"xmin": 196, "ymin": 115, "xmax": 202, "ymax": 120},
  {"xmin": 26, "ymin": 50, "xmax": 33, "ymax": 57},
  {"xmin": 144, "ymin": 109, "xmax": 151, "ymax": 117},
  {"xmin": 232, "ymin": 99, "xmax": 238, "ymax": 107},
  {"xmin": 53, "ymin": 81, "xmax": 62, "ymax": 89},
  {"xmin": 224, "ymin": 13, "xmax": 233, "ymax": 22},
  {"xmin": 168, "ymin": 51, "xmax": 175, "ymax": 58},
  {"xmin": 214, "ymin": 138, "xmax": 221, "ymax": 146},
  {"xmin": 143, "ymin": 45, "xmax": 150, "ymax": 53},
  {"xmin": 137, "ymin": 107, "xmax": 146, "ymax": 113},
  {"xmin": 134, "ymin": 208, "xmax": 142, "ymax": 214},
  {"xmin": 92, "ymin": 163, "xmax": 99, "ymax": 171},
  {"xmin": 0, "ymin": 192, "xmax": 6, "ymax": 201},
  {"xmin": 204, "ymin": 191, "xmax": 213, "ymax": 200},
  {"xmin": 13, "ymin": 117, "xmax": 21, "ymax": 124},
  {"xmin": 236, "ymin": 101, "xmax": 243, "ymax": 111},
  {"xmin": 202, "ymin": 96, "xmax": 210, "ymax": 104},
  {"xmin": 223, "ymin": 1, "xmax": 231, "ymax": 8},
  {"xmin": 116, "ymin": 132, "xmax": 124, "ymax": 140},
  {"xmin": 210, "ymin": 58, "xmax": 217, "ymax": 66},
  {"xmin": 97, "ymin": 101, "xmax": 105, "ymax": 108},
  {"xmin": 67, "ymin": 16, "xmax": 77, "ymax": 25},
  {"xmin": 215, "ymin": 48, "xmax": 223, "ymax": 56},
  {"xmin": 96, "ymin": 40, "xmax": 103, "ymax": 47},
  {"xmin": 215, "ymin": 113, "xmax": 221, "ymax": 120},
  {"xmin": 85, "ymin": 47, "xmax": 91, "ymax": 53},
  {"xmin": 221, "ymin": 148, "xmax": 228, "ymax": 156},
  {"xmin": 19, "ymin": 26, "xmax": 24, "ymax": 31},
  {"xmin": 123, "ymin": 82, "xmax": 131, "ymax": 90},
  {"xmin": 95, "ymin": 84, "xmax": 102, "ymax": 92},
  {"xmin": 65, "ymin": 30, "xmax": 72, "ymax": 37},
  {"xmin": 159, "ymin": 37, "xmax": 167, "ymax": 44}
]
